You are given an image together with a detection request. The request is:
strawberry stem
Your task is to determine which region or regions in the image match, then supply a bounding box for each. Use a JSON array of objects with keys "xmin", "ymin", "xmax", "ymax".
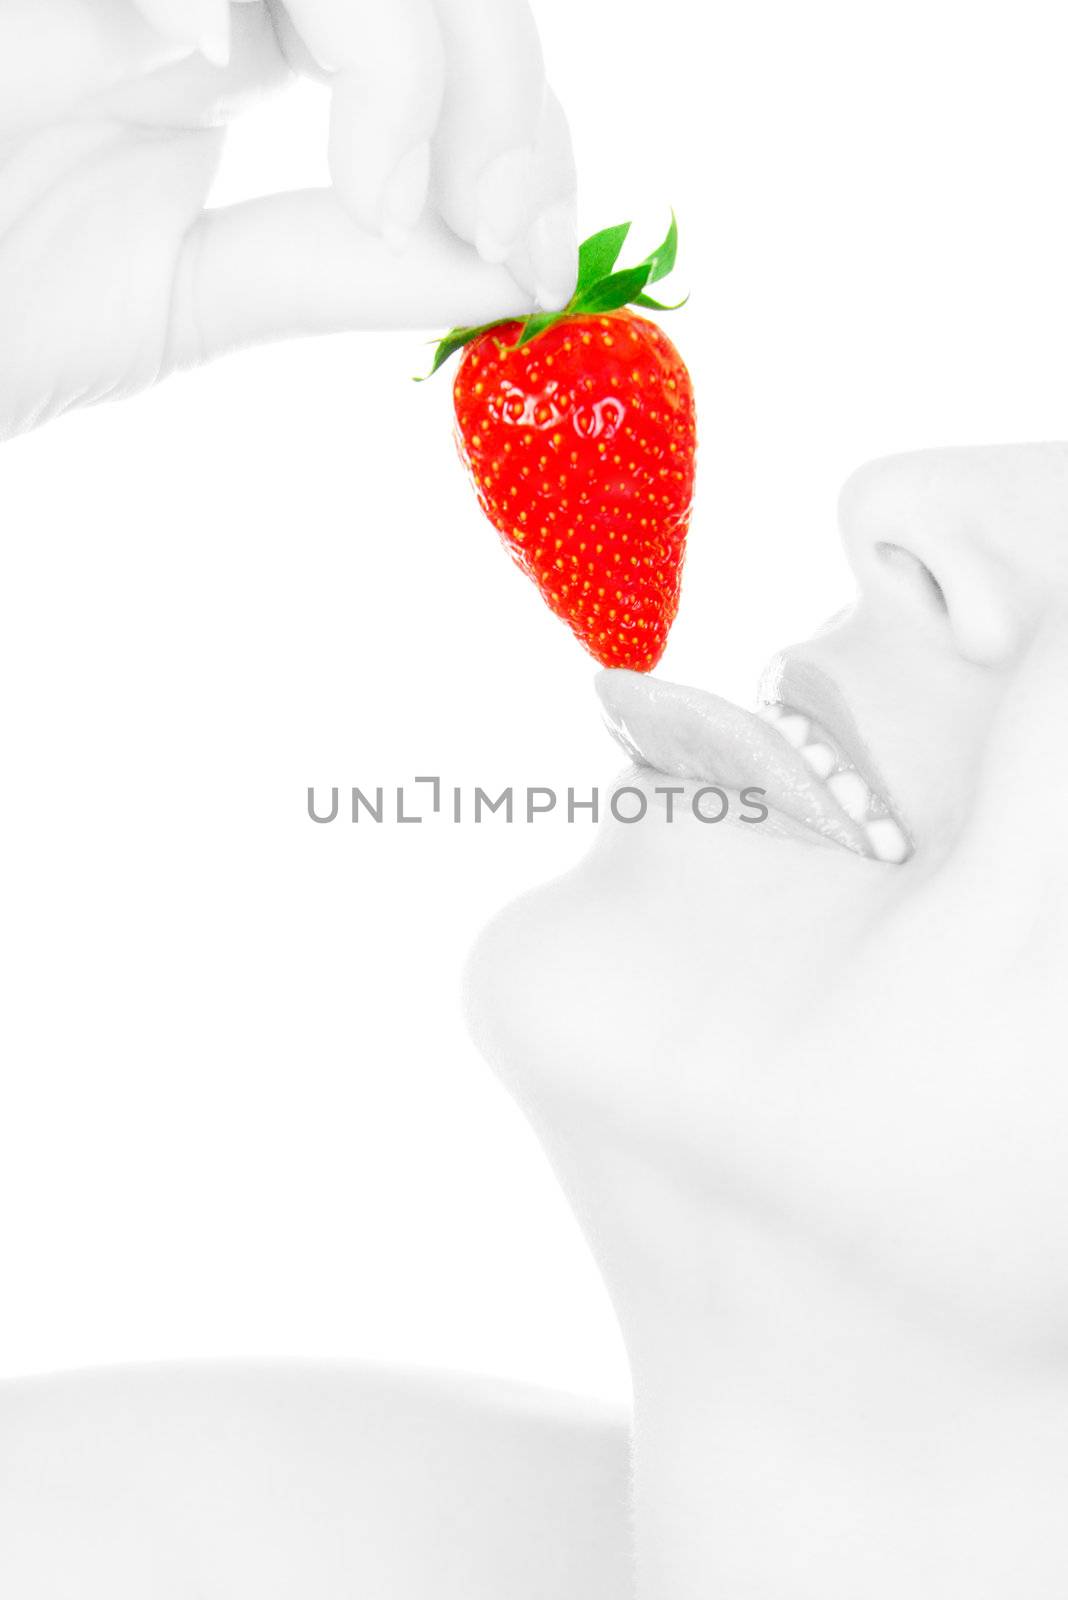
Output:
[{"xmin": 416, "ymin": 212, "xmax": 686, "ymax": 380}]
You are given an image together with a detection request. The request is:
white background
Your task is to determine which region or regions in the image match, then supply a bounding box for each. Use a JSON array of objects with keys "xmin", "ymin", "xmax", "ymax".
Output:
[{"xmin": 3, "ymin": 0, "xmax": 1068, "ymax": 1404}]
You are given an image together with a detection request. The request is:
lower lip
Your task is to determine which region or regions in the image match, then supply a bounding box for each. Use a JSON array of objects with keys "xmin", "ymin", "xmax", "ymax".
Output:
[
  {"xmin": 613, "ymin": 764, "xmax": 855, "ymax": 853},
  {"xmin": 596, "ymin": 671, "xmax": 909, "ymax": 863}
]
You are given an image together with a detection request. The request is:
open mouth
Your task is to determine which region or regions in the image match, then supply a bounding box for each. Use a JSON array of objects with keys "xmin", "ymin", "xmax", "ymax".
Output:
[{"xmin": 596, "ymin": 667, "xmax": 913, "ymax": 864}]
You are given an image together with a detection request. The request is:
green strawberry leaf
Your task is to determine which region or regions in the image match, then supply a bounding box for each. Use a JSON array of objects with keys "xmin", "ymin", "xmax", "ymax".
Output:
[
  {"xmin": 516, "ymin": 311, "xmax": 563, "ymax": 347},
  {"xmin": 633, "ymin": 290, "xmax": 690, "ymax": 312},
  {"xmin": 638, "ymin": 211, "xmax": 678, "ymax": 286},
  {"xmin": 419, "ymin": 213, "xmax": 686, "ymax": 375},
  {"xmin": 572, "ymin": 262, "xmax": 653, "ymax": 314},
  {"xmin": 415, "ymin": 320, "xmax": 502, "ymax": 381},
  {"xmin": 575, "ymin": 222, "xmax": 632, "ymax": 296}
]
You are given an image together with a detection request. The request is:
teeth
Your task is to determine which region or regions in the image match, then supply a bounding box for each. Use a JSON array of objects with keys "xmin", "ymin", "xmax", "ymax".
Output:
[
  {"xmin": 800, "ymin": 742, "xmax": 837, "ymax": 779},
  {"xmin": 866, "ymin": 817, "xmax": 910, "ymax": 864},
  {"xmin": 776, "ymin": 713, "xmax": 811, "ymax": 748},
  {"xmin": 826, "ymin": 769, "xmax": 871, "ymax": 823},
  {"xmin": 763, "ymin": 699, "xmax": 911, "ymax": 864}
]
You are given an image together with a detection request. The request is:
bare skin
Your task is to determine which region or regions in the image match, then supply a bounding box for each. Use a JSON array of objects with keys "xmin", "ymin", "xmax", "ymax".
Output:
[
  {"xmin": 469, "ymin": 444, "xmax": 1068, "ymax": 1600},
  {"xmin": 4, "ymin": 447, "xmax": 1065, "ymax": 1598},
  {"xmin": 0, "ymin": 1364, "xmax": 630, "ymax": 1599},
  {"xmin": 0, "ymin": 0, "xmax": 576, "ymax": 442}
]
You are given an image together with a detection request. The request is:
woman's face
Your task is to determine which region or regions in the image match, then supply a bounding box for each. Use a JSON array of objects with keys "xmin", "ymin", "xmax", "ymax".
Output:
[{"xmin": 468, "ymin": 443, "xmax": 1068, "ymax": 1353}]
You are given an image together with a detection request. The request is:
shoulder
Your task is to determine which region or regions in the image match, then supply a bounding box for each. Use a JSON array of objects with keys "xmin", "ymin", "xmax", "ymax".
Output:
[{"xmin": 0, "ymin": 1361, "xmax": 631, "ymax": 1600}]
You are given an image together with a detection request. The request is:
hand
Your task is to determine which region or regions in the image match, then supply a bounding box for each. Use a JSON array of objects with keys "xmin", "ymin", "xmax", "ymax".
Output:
[{"xmin": 0, "ymin": 0, "xmax": 577, "ymax": 443}]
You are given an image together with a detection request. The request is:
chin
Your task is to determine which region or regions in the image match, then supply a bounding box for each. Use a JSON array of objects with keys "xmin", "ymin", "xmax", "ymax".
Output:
[
  {"xmin": 463, "ymin": 779, "xmax": 877, "ymax": 1156},
  {"xmin": 463, "ymin": 857, "xmax": 632, "ymax": 1122}
]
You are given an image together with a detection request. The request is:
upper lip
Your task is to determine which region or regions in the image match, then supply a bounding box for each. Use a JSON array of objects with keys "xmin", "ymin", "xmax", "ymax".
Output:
[
  {"xmin": 759, "ymin": 652, "xmax": 904, "ymax": 822},
  {"xmin": 596, "ymin": 663, "xmax": 910, "ymax": 861}
]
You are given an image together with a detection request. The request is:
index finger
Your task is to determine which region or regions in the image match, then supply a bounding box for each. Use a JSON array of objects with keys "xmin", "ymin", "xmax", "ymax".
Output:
[
  {"xmin": 431, "ymin": 0, "xmax": 576, "ymax": 303},
  {"xmin": 277, "ymin": 0, "xmax": 446, "ymax": 240}
]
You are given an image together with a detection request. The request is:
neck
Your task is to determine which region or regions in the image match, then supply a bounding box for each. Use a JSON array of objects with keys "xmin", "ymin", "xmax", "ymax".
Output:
[{"xmin": 548, "ymin": 1125, "xmax": 1068, "ymax": 1600}]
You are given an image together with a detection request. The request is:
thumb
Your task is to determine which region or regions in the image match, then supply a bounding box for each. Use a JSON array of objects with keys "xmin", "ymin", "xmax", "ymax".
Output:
[{"xmin": 164, "ymin": 189, "xmax": 533, "ymax": 368}]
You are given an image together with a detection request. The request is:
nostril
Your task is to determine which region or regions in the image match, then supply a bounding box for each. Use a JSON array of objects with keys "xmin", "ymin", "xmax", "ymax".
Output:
[{"xmin": 874, "ymin": 541, "xmax": 949, "ymax": 615}]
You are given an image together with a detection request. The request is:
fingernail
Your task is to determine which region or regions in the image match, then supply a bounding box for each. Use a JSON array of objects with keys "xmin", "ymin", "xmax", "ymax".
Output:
[
  {"xmin": 129, "ymin": 0, "xmax": 229, "ymax": 63},
  {"xmin": 475, "ymin": 147, "xmax": 535, "ymax": 267},
  {"xmin": 504, "ymin": 241, "xmax": 537, "ymax": 303},
  {"xmin": 196, "ymin": 0, "xmax": 231, "ymax": 66},
  {"xmin": 474, "ymin": 224, "xmax": 513, "ymax": 268},
  {"xmin": 529, "ymin": 198, "xmax": 579, "ymax": 311},
  {"xmin": 198, "ymin": 27, "xmax": 230, "ymax": 66},
  {"xmin": 382, "ymin": 220, "xmax": 411, "ymax": 254},
  {"xmin": 380, "ymin": 141, "xmax": 430, "ymax": 250}
]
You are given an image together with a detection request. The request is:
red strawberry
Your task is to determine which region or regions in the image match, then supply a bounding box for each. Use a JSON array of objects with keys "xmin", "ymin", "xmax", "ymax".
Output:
[{"xmin": 428, "ymin": 219, "xmax": 696, "ymax": 672}]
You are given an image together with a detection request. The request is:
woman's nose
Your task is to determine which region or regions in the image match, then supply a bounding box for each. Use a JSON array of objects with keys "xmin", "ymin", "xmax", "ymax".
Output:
[{"xmin": 837, "ymin": 450, "xmax": 1027, "ymax": 667}]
